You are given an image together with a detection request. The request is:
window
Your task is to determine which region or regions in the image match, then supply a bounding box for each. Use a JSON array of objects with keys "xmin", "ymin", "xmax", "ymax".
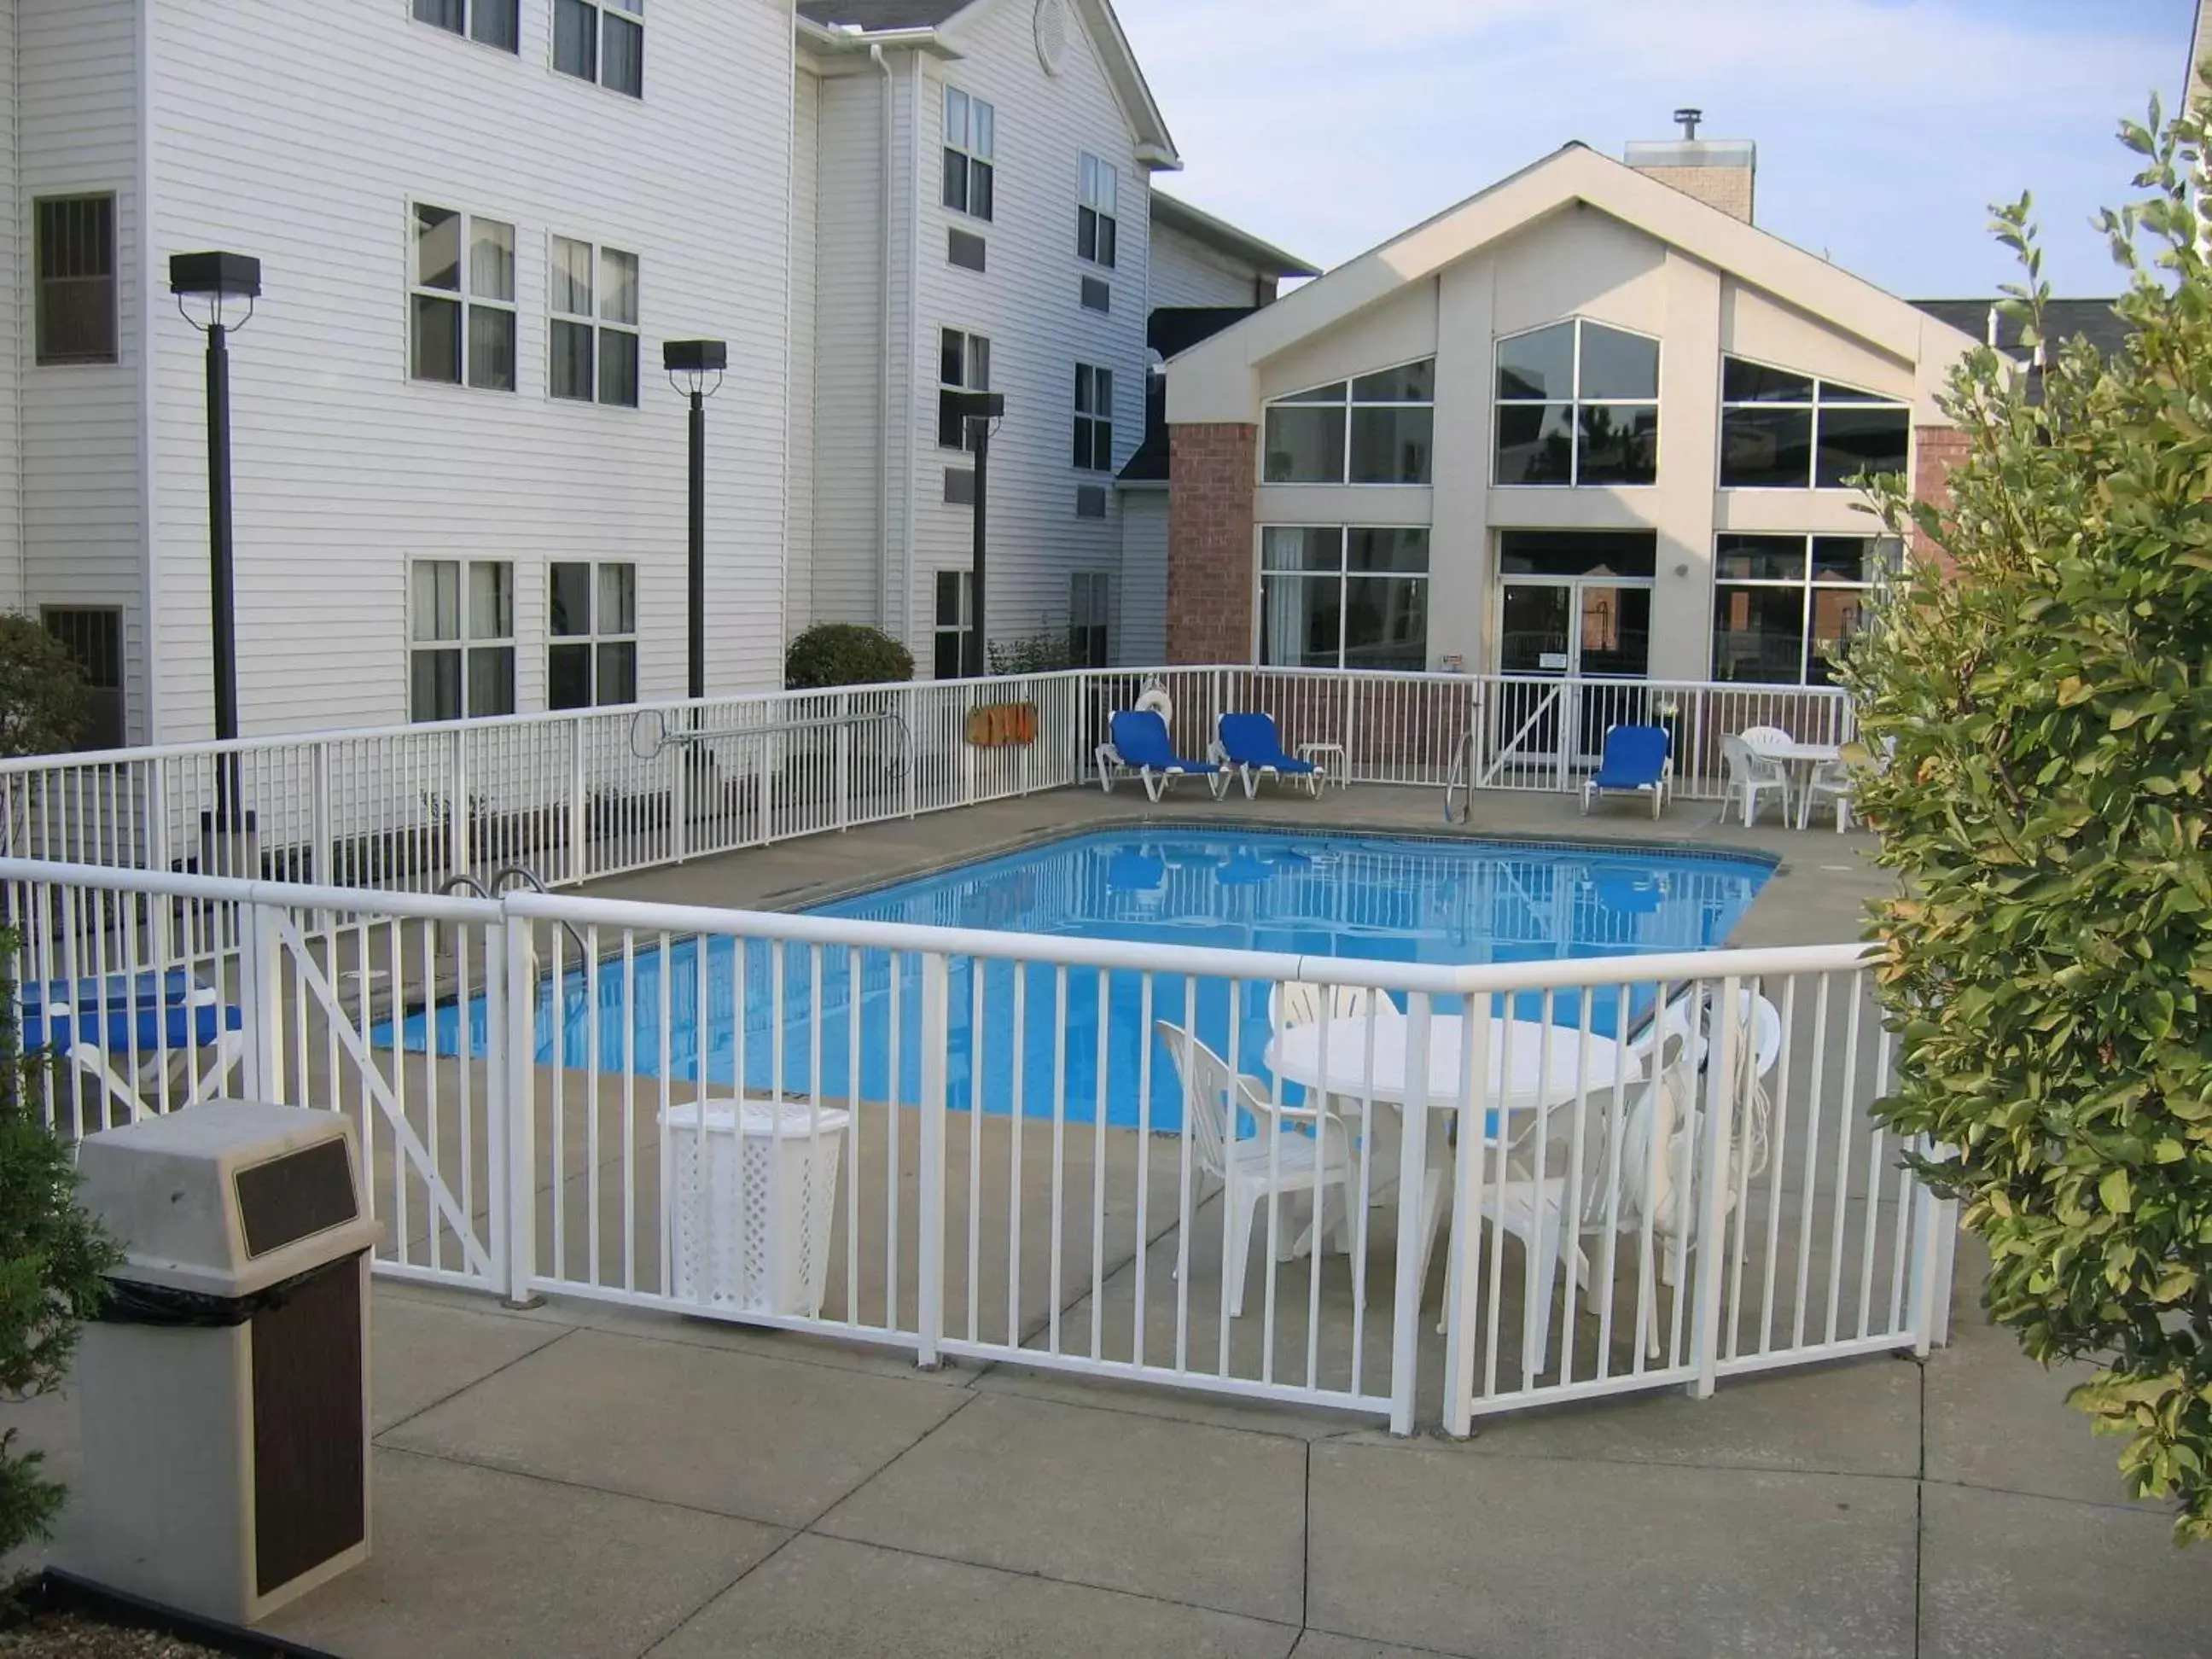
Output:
[
  {"xmin": 42, "ymin": 608, "xmax": 124, "ymax": 749},
  {"xmin": 410, "ymin": 205, "xmax": 515, "ymax": 391},
  {"xmin": 944, "ymin": 467, "xmax": 975, "ymax": 505},
  {"xmin": 942, "ymin": 86, "xmax": 995, "ymax": 222},
  {"xmin": 1069, "ymin": 573, "xmax": 1109, "ymax": 667},
  {"xmin": 1078, "ymin": 153, "xmax": 1118, "ymax": 268},
  {"xmin": 554, "ymin": 0, "xmax": 643, "ymax": 97},
  {"xmin": 411, "ymin": 0, "xmax": 519, "ymax": 50},
  {"xmin": 550, "ymin": 237, "xmax": 639, "ymax": 406},
  {"xmin": 1710, "ymin": 533, "xmax": 1891, "ymax": 685},
  {"xmin": 938, "ymin": 328, "xmax": 990, "ymax": 450},
  {"xmin": 947, "ymin": 228, "xmax": 987, "ymax": 272},
  {"xmin": 1262, "ymin": 359, "xmax": 1434, "ymax": 485},
  {"xmin": 33, "ymin": 196, "xmax": 117, "ymax": 366},
  {"xmin": 1494, "ymin": 319, "xmax": 1658, "ymax": 486},
  {"xmin": 934, "ymin": 571, "xmax": 974, "ymax": 679},
  {"xmin": 1074, "ymin": 364, "xmax": 1114, "ymax": 471},
  {"xmin": 547, "ymin": 561, "xmax": 637, "ymax": 707},
  {"xmin": 1080, "ymin": 276, "xmax": 1110, "ymax": 314},
  {"xmin": 1074, "ymin": 484, "xmax": 1108, "ymax": 518},
  {"xmin": 410, "ymin": 560, "xmax": 515, "ymax": 720},
  {"xmin": 1258, "ymin": 527, "xmax": 1429, "ymax": 671},
  {"xmin": 1719, "ymin": 358, "xmax": 1910, "ymax": 488}
]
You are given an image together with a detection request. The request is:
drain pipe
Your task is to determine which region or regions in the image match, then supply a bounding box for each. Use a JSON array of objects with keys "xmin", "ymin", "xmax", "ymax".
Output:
[
  {"xmin": 871, "ymin": 42, "xmax": 895, "ymax": 632},
  {"xmin": 904, "ymin": 49, "xmax": 924, "ymax": 655}
]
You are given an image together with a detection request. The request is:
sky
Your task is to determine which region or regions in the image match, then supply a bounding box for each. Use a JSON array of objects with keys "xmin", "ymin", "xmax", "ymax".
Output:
[{"xmin": 1117, "ymin": 0, "xmax": 2197, "ymax": 299}]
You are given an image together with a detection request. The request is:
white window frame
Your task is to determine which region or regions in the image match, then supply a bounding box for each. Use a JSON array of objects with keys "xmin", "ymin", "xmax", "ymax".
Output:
[
  {"xmin": 1068, "ymin": 572, "xmax": 1110, "ymax": 667},
  {"xmin": 409, "ymin": 558, "xmax": 516, "ymax": 722},
  {"xmin": 1078, "ymin": 153, "xmax": 1118, "ymax": 269},
  {"xmin": 549, "ymin": 235, "xmax": 640, "ymax": 407},
  {"xmin": 1074, "ymin": 363, "xmax": 1114, "ymax": 473},
  {"xmin": 939, "ymin": 327, "xmax": 991, "ymax": 452},
  {"xmin": 32, "ymin": 194, "xmax": 118, "ymax": 367},
  {"xmin": 1492, "ymin": 319, "xmax": 1661, "ymax": 489},
  {"xmin": 942, "ymin": 85, "xmax": 996, "ymax": 223},
  {"xmin": 552, "ymin": 0, "xmax": 643, "ymax": 97},
  {"xmin": 410, "ymin": 203, "xmax": 517, "ymax": 393},
  {"xmin": 1717, "ymin": 356, "xmax": 1912, "ymax": 491},
  {"xmin": 410, "ymin": 0, "xmax": 520, "ymax": 52},
  {"xmin": 1709, "ymin": 533, "xmax": 1892, "ymax": 687},
  {"xmin": 1260, "ymin": 358, "xmax": 1436, "ymax": 486},
  {"xmin": 1256, "ymin": 527, "xmax": 1432, "ymax": 672},
  {"xmin": 547, "ymin": 560, "xmax": 638, "ymax": 708}
]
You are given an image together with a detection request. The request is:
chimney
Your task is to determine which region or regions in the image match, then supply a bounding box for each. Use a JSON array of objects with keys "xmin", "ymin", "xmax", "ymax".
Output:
[{"xmin": 1625, "ymin": 108, "xmax": 1756, "ymax": 223}]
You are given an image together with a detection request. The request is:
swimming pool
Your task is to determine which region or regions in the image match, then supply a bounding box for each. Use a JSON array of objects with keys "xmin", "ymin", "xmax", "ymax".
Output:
[{"xmin": 391, "ymin": 830, "xmax": 1771, "ymax": 1129}]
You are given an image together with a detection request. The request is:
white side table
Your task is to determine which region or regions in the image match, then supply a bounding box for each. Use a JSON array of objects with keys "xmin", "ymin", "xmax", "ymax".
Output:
[{"xmin": 1298, "ymin": 742, "xmax": 1348, "ymax": 791}]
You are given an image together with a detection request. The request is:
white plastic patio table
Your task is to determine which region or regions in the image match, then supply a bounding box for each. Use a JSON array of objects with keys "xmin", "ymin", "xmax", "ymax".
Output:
[{"xmin": 1745, "ymin": 739, "xmax": 1842, "ymax": 828}]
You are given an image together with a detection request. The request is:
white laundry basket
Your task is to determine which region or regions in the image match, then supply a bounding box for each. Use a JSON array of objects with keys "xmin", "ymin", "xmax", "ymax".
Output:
[{"xmin": 663, "ymin": 1098, "xmax": 850, "ymax": 1317}]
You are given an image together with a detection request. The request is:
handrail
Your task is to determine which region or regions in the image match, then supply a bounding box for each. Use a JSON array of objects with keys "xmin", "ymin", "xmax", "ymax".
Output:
[
  {"xmin": 626, "ymin": 703, "xmax": 912, "ymax": 769},
  {"xmin": 482, "ymin": 864, "xmax": 591, "ymax": 963}
]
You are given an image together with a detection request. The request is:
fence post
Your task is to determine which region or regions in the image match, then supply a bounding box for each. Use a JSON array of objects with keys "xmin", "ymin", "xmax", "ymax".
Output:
[
  {"xmin": 1686, "ymin": 975, "xmax": 1743, "ymax": 1399},
  {"xmin": 568, "ymin": 717, "xmax": 588, "ymax": 883},
  {"xmin": 1441, "ymin": 1006, "xmax": 1491, "ymax": 1439},
  {"xmin": 672, "ymin": 720, "xmax": 692, "ymax": 864},
  {"xmin": 496, "ymin": 910, "xmax": 541, "ymax": 1307},
  {"xmin": 835, "ymin": 693, "xmax": 852, "ymax": 832},
  {"xmin": 916, "ymin": 952, "xmax": 949, "ymax": 1369},
  {"xmin": 147, "ymin": 757, "xmax": 175, "ymax": 965},
  {"xmin": 1388, "ymin": 992, "xmax": 1435, "ymax": 1436},
  {"xmin": 448, "ymin": 726, "xmax": 471, "ymax": 880},
  {"xmin": 242, "ymin": 899, "xmax": 285, "ymax": 1103}
]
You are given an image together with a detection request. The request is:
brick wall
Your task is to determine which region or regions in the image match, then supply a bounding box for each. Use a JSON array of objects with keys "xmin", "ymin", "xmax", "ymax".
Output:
[
  {"xmin": 1167, "ymin": 423, "xmax": 1258, "ymax": 663},
  {"xmin": 1632, "ymin": 165, "xmax": 1755, "ymax": 223},
  {"xmin": 1911, "ymin": 425, "xmax": 1970, "ymax": 573}
]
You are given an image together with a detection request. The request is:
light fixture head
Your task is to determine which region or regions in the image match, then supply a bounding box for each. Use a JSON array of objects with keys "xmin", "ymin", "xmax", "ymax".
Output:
[
  {"xmin": 662, "ymin": 339, "xmax": 729, "ymax": 375},
  {"xmin": 169, "ymin": 251, "xmax": 262, "ymax": 300}
]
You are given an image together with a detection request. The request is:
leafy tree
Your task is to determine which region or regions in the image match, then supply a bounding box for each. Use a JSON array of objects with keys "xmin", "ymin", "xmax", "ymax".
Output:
[
  {"xmin": 0, "ymin": 616, "xmax": 89, "ymax": 760},
  {"xmin": 1845, "ymin": 90, "xmax": 2212, "ymax": 1540},
  {"xmin": 0, "ymin": 930, "xmax": 119, "ymax": 1560},
  {"xmin": 784, "ymin": 623, "xmax": 914, "ymax": 690}
]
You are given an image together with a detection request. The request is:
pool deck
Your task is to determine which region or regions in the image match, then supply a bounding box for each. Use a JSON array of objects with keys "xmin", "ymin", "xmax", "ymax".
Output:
[{"xmin": 11, "ymin": 784, "xmax": 2212, "ymax": 1656}]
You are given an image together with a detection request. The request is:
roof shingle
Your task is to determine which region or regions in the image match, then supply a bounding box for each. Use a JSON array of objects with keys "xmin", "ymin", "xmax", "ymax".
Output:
[{"xmin": 795, "ymin": 0, "xmax": 969, "ymax": 29}]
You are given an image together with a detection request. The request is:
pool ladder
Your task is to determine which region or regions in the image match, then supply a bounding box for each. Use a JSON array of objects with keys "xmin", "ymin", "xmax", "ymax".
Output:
[
  {"xmin": 1443, "ymin": 730, "xmax": 1476, "ymax": 824},
  {"xmin": 439, "ymin": 864, "xmax": 591, "ymax": 963}
]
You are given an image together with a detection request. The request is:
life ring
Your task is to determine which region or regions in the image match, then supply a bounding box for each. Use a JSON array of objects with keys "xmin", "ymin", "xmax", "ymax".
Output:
[{"xmin": 1134, "ymin": 686, "xmax": 1173, "ymax": 728}]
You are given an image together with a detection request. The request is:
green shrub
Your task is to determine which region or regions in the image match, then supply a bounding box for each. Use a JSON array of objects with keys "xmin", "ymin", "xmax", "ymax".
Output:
[
  {"xmin": 0, "ymin": 615, "xmax": 89, "ymax": 760},
  {"xmin": 784, "ymin": 623, "xmax": 915, "ymax": 690},
  {"xmin": 986, "ymin": 625, "xmax": 1077, "ymax": 677},
  {"xmin": 1845, "ymin": 90, "xmax": 2212, "ymax": 1540},
  {"xmin": 0, "ymin": 929, "xmax": 120, "ymax": 1560}
]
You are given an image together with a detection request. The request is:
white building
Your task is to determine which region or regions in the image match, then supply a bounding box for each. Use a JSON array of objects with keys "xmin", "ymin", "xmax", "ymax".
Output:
[{"xmin": 0, "ymin": 0, "xmax": 1308, "ymax": 748}]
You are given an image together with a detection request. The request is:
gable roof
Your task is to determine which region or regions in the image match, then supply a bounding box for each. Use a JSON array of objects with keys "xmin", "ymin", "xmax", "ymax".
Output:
[
  {"xmin": 1912, "ymin": 297, "xmax": 2129, "ymax": 362},
  {"xmin": 1167, "ymin": 142, "xmax": 1982, "ymax": 422},
  {"xmin": 800, "ymin": 0, "xmax": 1178, "ymax": 167},
  {"xmin": 1151, "ymin": 193, "xmax": 1318, "ymax": 280}
]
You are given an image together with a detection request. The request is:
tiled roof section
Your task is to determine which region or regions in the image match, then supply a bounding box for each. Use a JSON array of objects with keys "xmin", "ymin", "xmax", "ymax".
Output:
[
  {"xmin": 796, "ymin": 0, "xmax": 968, "ymax": 27},
  {"xmin": 1912, "ymin": 298, "xmax": 2129, "ymax": 361}
]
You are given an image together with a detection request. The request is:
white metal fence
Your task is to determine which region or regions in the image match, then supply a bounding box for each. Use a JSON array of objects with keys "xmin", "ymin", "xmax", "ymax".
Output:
[
  {"xmin": 0, "ymin": 668, "xmax": 1852, "ymax": 894},
  {"xmin": 3, "ymin": 857, "xmax": 1945, "ymax": 1432}
]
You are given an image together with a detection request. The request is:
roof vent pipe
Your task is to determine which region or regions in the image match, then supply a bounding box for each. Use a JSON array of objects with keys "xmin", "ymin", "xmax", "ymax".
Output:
[{"xmin": 1674, "ymin": 107, "xmax": 1703, "ymax": 140}]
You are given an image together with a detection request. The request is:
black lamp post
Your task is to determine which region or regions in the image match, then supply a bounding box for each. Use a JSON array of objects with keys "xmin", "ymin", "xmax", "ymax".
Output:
[
  {"xmin": 944, "ymin": 391, "xmax": 1005, "ymax": 678},
  {"xmin": 662, "ymin": 340, "xmax": 726, "ymax": 702},
  {"xmin": 170, "ymin": 251, "xmax": 260, "ymax": 836}
]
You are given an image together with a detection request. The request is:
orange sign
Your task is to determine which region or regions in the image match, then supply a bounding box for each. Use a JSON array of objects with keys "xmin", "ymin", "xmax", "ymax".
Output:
[{"xmin": 965, "ymin": 701, "xmax": 1038, "ymax": 748}]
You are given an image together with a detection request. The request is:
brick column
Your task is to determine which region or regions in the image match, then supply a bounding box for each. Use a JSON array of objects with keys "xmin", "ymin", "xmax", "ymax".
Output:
[
  {"xmin": 1911, "ymin": 425, "xmax": 1970, "ymax": 573},
  {"xmin": 1166, "ymin": 422, "xmax": 1258, "ymax": 664}
]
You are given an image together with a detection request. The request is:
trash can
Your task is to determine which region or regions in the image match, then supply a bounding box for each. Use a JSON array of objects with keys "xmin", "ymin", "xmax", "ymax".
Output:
[
  {"xmin": 59, "ymin": 1102, "xmax": 382, "ymax": 1627},
  {"xmin": 663, "ymin": 1098, "xmax": 849, "ymax": 1317}
]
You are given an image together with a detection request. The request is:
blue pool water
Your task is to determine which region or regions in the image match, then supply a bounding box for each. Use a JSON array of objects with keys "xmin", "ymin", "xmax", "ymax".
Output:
[{"xmin": 389, "ymin": 830, "xmax": 1771, "ymax": 1130}]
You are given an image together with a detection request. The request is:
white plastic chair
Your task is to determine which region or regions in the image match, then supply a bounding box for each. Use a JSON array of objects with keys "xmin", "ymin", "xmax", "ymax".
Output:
[
  {"xmin": 1720, "ymin": 733, "xmax": 1792, "ymax": 827},
  {"xmin": 1267, "ymin": 981, "xmax": 1377, "ymax": 1029},
  {"xmin": 1156, "ymin": 1021, "xmax": 1353, "ymax": 1318},
  {"xmin": 1738, "ymin": 724, "xmax": 1793, "ymax": 750},
  {"xmin": 1798, "ymin": 740, "xmax": 1870, "ymax": 832}
]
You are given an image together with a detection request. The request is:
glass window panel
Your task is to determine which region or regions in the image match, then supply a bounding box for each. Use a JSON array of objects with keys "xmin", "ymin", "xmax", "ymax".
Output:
[
  {"xmin": 1348, "ymin": 405, "xmax": 1433, "ymax": 483},
  {"xmin": 1812, "ymin": 536, "xmax": 1875, "ymax": 584},
  {"xmin": 968, "ymin": 160, "xmax": 993, "ymax": 221},
  {"xmin": 1722, "ymin": 357, "xmax": 1813, "ymax": 404},
  {"xmin": 1494, "ymin": 403, "xmax": 1575, "ymax": 485},
  {"xmin": 599, "ymin": 563, "xmax": 636, "ymax": 633},
  {"xmin": 549, "ymin": 562, "xmax": 591, "ymax": 636},
  {"xmin": 1262, "ymin": 405, "xmax": 1347, "ymax": 483},
  {"xmin": 1715, "ymin": 534, "xmax": 1807, "ymax": 582},
  {"xmin": 414, "ymin": 0, "xmax": 463, "ymax": 32},
  {"xmin": 935, "ymin": 570, "xmax": 968, "ymax": 626},
  {"xmin": 1813, "ymin": 405, "xmax": 1909, "ymax": 487},
  {"xmin": 602, "ymin": 12, "xmax": 642, "ymax": 96},
  {"xmin": 945, "ymin": 87, "xmax": 968, "ymax": 149},
  {"xmin": 971, "ymin": 100, "xmax": 993, "ymax": 159},
  {"xmin": 547, "ymin": 642, "xmax": 592, "ymax": 711},
  {"xmin": 597, "ymin": 328, "xmax": 638, "ymax": 406},
  {"xmin": 1096, "ymin": 215, "xmax": 1116, "ymax": 269},
  {"xmin": 411, "ymin": 649, "xmax": 461, "ymax": 722},
  {"xmin": 467, "ymin": 646, "xmax": 515, "ymax": 717},
  {"xmin": 942, "ymin": 149, "xmax": 969, "ymax": 213},
  {"xmin": 1710, "ymin": 585, "xmax": 1806, "ymax": 684},
  {"xmin": 550, "ymin": 237, "xmax": 593, "ymax": 316},
  {"xmin": 933, "ymin": 632, "xmax": 963, "ymax": 680},
  {"xmin": 1258, "ymin": 574, "xmax": 1342, "ymax": 668},
  {"xmin": 1807, "ymin": 587, "xmax": 1871, "ymax": 684},
  {"xmin": 1497, "ymin": 530, "xmax": 1656, "ymax": 578},
  {"xmin": 469, "ymin": 561, "xmax": 512, "ymax": 638},
  {"xmin": 410, "ymin": 294, "xmax": 462, "ymax": 383},
  {"xmin": 1352, "ymin": 359, "xmax": 1435, "ymax": 403},
  {"xmin": 969, "ymin": 336, "xmax": 990, "ymax": 389},
  {"xmin": 1497, "ymin": 324, "xmax": 1574, "ymax": 400},
  {"xmin": 1347, "ymin": 527, "xmax": 1429, "ymax": 574},
  {"xmin": 1343, "ymin": 576, "xmax": 1428, "ymax": 670},
  {"xmin": 1814, "ymin": 380, "xmax": 1889, "ymax": 404},
  {"xmin": 1077, "ymin": 208, "xmax": 1097, "ymax": 263},
  {"xmin": 1276, "ymin": 381, "xmax": 1348, "ymax": 405},
  {"xmin": 553, "ymin": 0, "xmax": 596, "ymax": 78},
  {"xmin": 940, "ymin": 329, "xmax": 963, "ymax": 387},
  {"xmin": 599, "ymin": 248, "xmax": 637, "ymax": 323},
  {"xmin": 472, "ymin": 0, "xmax": 520, "ymax": 49},
  {"xmin": 1720, "ymin": 404, "xmax": 1813, "ymax": 487},
  {"xmin": 415, "ymin": 205, "xmax": 460, "ymax": 291},
  {"xmin": 1260, "ymin": 527, "xmax": 1342, "ymax": 573},
  {"xmin": 938, "ymin": 391, "xmax": 966, "ymax": 451},
  {"xmin": 1575, "ymin": 403, "xmax": 1657, "ymax": 485},
  {"xmin": 468, "ymin": 306, "xmax": 516, "ymax": 391},
  {"xmin": 1576, "ymin": 324, "xmax": 1658, "ymax": 400},
  {"xmin": 413, "ymin": 562, "xmax": 460, "ymax": 641},
  {"xmin": 549, "ymin": 318, "xmax": 593, "ymax": 400},
  {"xmin": 469, "ymin": 218, "xmax": 515, "ymax": 301},
  {"xmin": 597, "ymin": 641, "xmax": 637, "ymax": 704}
]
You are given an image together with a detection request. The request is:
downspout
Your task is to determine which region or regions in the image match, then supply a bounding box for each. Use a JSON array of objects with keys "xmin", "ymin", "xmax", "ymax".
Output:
[
  {"xmin": 10, "ymin": 0, "xmax": 25, "ymax": 610},
  {"xmin": 779, "ymin": 0, "xmax": 797, "ymax": 655},
  {"xmin": 136, "ymin": 0, "xmax": 159, "ymax": 739},
  {"xmin": 870, "ymin": 43, "xmax": 894, "ymax": 631},
  {"xmin": 905, "ymin": 49, "xmax": 923, "ymax": 654}
]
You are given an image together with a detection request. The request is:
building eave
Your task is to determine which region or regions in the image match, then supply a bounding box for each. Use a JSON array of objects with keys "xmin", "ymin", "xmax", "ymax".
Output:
[{"xmin": 1150, "ymin": 191, "xmax": 1318, "ymax": 280}]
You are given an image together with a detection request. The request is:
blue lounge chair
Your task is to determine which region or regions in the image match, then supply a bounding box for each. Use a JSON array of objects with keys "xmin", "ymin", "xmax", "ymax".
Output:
[
  {"xmin": 1212, "ymin": 712, "xmax": 1322, "ymax": 800},
  {"xmin": 1581, "ymin": 725, "xmax": 1673, "ymax": 819},
  {"xmin": 1096, "ymin": 710, "xmax": 1225, "ymax": 802},
  {"xmin": 20, "ymin": 975, "xmax": 244, "ymax": 1116}
]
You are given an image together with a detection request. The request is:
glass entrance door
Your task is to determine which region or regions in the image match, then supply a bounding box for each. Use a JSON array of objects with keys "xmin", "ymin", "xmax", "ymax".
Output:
[
  {"xmin": 1495, "ymin": 581, "xmax": 1573, "ymax": 761},
  {"xmin": 1491, "ymin": 572, "xmax": 1655, "ymax": 774}
]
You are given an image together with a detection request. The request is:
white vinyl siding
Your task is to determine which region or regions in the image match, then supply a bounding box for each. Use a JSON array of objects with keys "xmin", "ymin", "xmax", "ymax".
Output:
[
  {"xmin": 1148, "ymin": 218, "xmax": 1264, "ymax": 310},
  {"xmin": 0, "ymin": 4, "xmax": 22, "ymax": 610},
  {"xmin": 1115, "ymin": 491, "xmax": 1167, "ymax": 666}
]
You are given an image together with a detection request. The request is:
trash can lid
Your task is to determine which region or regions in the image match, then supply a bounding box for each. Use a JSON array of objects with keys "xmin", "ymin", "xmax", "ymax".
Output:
[{"xmin": 661, "ymin": 1097, "xmax": 853, "ymax": 1136}]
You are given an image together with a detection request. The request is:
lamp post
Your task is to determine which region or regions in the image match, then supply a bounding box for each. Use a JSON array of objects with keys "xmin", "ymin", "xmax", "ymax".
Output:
[
  {"xmin": 170, "ymin": 251, "xmax": 261, "ymax": 848},
  {"xmin": 662, "ymin": 340, "xmax": 726, "ymax": 702},
  {"xmin": 944, "ymin": 391, "xmax": 1005, "ymax": 678}
]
